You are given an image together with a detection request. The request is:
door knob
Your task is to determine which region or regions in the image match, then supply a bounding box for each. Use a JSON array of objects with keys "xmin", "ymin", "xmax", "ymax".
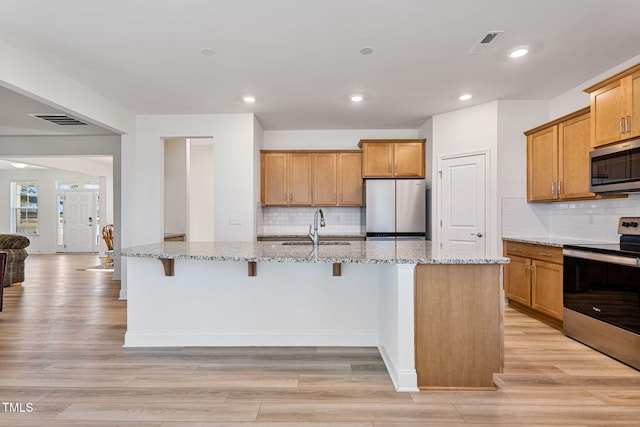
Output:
[{"xmin": 470, "ymin": 232, "xmax": 483, "ymax": 238}]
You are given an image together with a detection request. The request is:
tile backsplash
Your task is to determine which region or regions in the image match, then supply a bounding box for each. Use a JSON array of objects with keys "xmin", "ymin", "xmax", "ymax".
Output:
[
  {"xmin": 258, "ymin": 206, "xmax": 365, "ymax": 235},
  {"xmin": 502, "ymin": 195, "xmax": 640, "ymax": 242}
]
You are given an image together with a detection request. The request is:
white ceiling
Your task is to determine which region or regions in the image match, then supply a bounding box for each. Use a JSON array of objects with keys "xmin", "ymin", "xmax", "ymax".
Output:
[{"xmin": 1, "ymin": 0, "xmax": 640, "ymax": 132}]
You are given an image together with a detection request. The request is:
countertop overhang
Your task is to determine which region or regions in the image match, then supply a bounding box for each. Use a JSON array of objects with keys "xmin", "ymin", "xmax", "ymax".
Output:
[{"xmin": 119, "ymin": 240, "xmax": 508, "ymax": 265}]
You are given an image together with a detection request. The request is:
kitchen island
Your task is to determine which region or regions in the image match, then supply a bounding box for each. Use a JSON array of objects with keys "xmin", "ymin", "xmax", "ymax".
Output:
[{"xmin": 120, "ymin": 240, "xmax": 508, "ymax": 391}]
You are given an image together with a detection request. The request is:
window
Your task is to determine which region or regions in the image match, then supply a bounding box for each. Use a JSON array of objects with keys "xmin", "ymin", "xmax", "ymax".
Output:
[{"xmin": 11, "ymin": 181, "xmax": 38, "ymax": 234}]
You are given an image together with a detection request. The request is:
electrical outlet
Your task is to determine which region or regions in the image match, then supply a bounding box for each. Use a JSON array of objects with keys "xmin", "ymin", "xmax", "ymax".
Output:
[{"xmin": 229, "ymin": 215, "xmax": 241, "ymax": 225}]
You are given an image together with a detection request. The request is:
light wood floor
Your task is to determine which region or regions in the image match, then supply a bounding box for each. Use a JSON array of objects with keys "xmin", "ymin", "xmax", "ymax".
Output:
[{"xmin": 1, "ymin": 254, "xmax": 639, "ymax": 426}]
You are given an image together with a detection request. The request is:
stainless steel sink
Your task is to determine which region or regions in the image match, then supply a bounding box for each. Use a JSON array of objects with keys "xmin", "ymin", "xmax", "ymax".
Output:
[{"xmin": 281, "ymin": 241, "xmax": 351, "ymax": 246}]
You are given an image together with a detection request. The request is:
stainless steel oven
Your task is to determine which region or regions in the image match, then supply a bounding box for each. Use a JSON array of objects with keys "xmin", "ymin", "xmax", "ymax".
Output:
[{"xmin": 563, "ymin": 218, "xmax": 640, "ymax": 370}]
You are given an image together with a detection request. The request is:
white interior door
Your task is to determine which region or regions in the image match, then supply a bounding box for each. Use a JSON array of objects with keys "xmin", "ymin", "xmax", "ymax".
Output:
[
  {"xmin": 64, "ymin": 191, "xmax": 96, "ymax": 253},
  {"xmin": 438, "ymin": 152, "xmax": 487, "ymax": 257}
]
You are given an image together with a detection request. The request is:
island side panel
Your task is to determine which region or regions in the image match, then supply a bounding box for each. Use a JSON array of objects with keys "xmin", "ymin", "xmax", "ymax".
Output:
[
  {"xmin": 125, "ymin": 257, "xmax": 382, "ymax": 347},
  {"xmin": 415, "ymin": 264, "xmax": 503, "ymax": 389}
]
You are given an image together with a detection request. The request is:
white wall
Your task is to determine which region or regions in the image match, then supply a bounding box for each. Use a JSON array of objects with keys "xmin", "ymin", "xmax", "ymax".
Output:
[
  {"xmin": 432, "ymin": 101, "xmax": 499, "ymax": 254},
  {"xmin": 417, "ymin": 119, "xmax": 433, "ymax": 189},
  {"xmin": 135, "ymin": 114, "xmax": 257, "ymax": 245},
  {"xmin": 188, "ymin": 140, "xmax": 215, "ymax": 241},
  {"xmin": 0, "ymin": 168, "xmax": 102, "ymax": 253},
  {"xmin": 263, "ymin": 129, "xmax": 419, "ymax": 150}
]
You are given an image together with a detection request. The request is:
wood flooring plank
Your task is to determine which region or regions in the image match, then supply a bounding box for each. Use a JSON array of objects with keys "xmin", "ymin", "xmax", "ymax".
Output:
[
  {"xmin": 256, "ymin": 403, "xmax": 462, "ymax": 423},
  {"xmin": 53, "ymin": 402, "xmax": 260, "ymax": 422}
]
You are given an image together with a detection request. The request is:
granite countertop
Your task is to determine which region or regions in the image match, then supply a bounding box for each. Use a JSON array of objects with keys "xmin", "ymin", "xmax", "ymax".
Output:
[
  {"xmin": 258, "ymin": 232, "xmax": 366, "ymax": 239},
  {"xmin": 119, "ymin": 240, "xmax": 508, "ymax": 265},
  {"xmin": 502, "ymin": 236, "xmax": 616, "ymax": 247}
]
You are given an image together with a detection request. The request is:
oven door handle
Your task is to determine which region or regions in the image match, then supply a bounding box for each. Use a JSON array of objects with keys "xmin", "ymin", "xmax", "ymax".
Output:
[{"xmin": 563, "ymin": 249, "xmax": 640, "ymax": 267}]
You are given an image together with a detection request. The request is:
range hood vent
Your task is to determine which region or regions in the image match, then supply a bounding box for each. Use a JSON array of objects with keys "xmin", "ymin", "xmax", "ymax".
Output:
[
  {"xmin": 468, "ymin": 30, "xmax": 504, "ymax": 54},
  {"xmin": 30, "ymin": 113, "xmax": 88, "ymax": 126}
]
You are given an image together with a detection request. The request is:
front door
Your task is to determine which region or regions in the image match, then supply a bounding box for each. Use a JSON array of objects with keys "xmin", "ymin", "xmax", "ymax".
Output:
[
  {"xmin": 64, "ymin": 191, "xmax": 96, "ymax": 252},
  {"xmin": 438, "ymin": 152, "xmax": 487, "ymax": 257}
]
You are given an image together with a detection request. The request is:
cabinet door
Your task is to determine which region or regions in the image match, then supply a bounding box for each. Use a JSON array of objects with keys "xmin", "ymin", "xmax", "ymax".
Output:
[
  {"xmin": 591, "ymin": 79, "xmax": 626, "ymax": 147},
  {"xmin": 531, "ymin": 259, "xmax": 563, "ymax": 320},
  {"xmin": 338, "ymin": 152, "xmax": 363, "ymax": 205},
  {"xmin": 558, "ymin": 112, "xmax": 593, "ymax": 200},
  {"xmin": 288, "ymin": 153, "xmax": 313, "ymax": 205},
  {"xmin": 504, "ymin": 255, "xmax": 531, "ymax": 306},
  {"xmin": 394, "ymin": 142, "xmax": 425, "ymax": 178},
  {"xmin": 527, "ymin": 126, "xmax": 558, "ymax": 202},
  {"xmin": 362, "ymin": 143, "xmax": 393, "ymax": 177},
  {"xmin": 313, "ymin": 152, "xmax": 337, "ymax": 205},
  {"xmin": 628, "ymin": 71, "xmax": 640, "ymax": 140},
  {"xmin": 261, "ymin": 152, "xmax": 288, "ymax": 205}
]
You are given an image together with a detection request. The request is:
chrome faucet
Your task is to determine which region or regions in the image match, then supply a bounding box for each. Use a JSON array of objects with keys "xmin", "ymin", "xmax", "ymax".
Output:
[{"xmin": 308, "ymin": 208, "xmax": 325, "ymax": 245}]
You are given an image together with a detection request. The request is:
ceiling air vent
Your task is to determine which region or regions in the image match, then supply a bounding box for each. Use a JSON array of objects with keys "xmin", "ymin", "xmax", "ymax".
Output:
[
  {"xmin": 30, "ymin": 113, "xmax": 88, "ymax": 126},
  {"xmin": 468, "ymin": 30, "xmax": 504, "ymax": 54}
]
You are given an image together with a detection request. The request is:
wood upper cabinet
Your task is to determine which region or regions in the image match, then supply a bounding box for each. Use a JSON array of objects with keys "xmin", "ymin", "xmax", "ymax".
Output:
[
  {"xmin": 359, "ymin": 139, "xmax": 425, "ymax": 178},
  {"xmin": 261, "ymin": 152, "xmax": 289, "ymax": 205},
  {"xmin": 503, "ymin": 241, "xmax": 563, "ymax": 324},
  {"xmin": 585, "ymin": 63, "xmax": 640, "ymax": 147},
  {"xmin": 288, "ymin": 153, "xmax": 313, "ymax": 205},
  {"xmin": 260, "ymin": 152, "xmax": 312, "ymax": 206},
  {"xmin": 558, "ymin": 112, "xmax": 593, "ymax": 200},
  {"xmin": 313, "ymin": 152, "xmax": 363, "ymax": 206},
  {"xmin": 337, "ymin": 152, "xmax": 363, "ymax": 205},
  {"xmin": 313, "ymin": 152, "xmax": 338, "ymax": 205},
  {"xmin": 261, "ymin": 150, "xmax": 362, "ymax": 207},
  {"xmin": 527, "ymin": 125, "xmax": 558, "ymax": 202},
  {"xmin": 526, "ymin": 108, "xmax": 593, "ymax": 202}
]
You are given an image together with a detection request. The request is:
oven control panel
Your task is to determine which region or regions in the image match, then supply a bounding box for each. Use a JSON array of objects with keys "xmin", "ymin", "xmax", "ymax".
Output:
[{"xmin": 618, "ymin": 217, "xmax": 640, "ymax": 235}]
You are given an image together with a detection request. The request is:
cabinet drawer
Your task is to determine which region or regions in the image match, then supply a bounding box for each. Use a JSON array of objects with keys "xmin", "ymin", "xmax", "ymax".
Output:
[{"xmin": 505, "ymin": 241, "xmax": 563, "ymax": 264}]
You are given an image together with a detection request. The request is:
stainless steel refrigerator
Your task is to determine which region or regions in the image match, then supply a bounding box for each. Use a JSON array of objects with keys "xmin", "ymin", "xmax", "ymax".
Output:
[{"xmin": 365, "ymin": 179, "xmax": 427, "ymax": 240}]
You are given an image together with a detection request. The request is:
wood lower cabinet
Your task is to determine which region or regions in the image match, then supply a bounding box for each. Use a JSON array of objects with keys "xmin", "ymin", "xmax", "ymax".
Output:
[
  {"xmin": 526, "ymin": 108, "xmax": 595, "ymax": 202},
  {"xmin": 359, "ymin": 139, "xmax": 425, "ymax": 178},
  {"xmin": 503, "ymin": 241, "xmax": 563, "ymax": 328},
  {"xmin": 585, "ymin": 63, "xmax": 640, "ymax": 147}
]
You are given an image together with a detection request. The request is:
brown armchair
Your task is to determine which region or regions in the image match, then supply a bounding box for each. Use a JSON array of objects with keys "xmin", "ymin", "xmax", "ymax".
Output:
[
  {"xmin": 0, "ymin": 251, "xmax": 6, "ymax": 311},
  {"xmin": 0, "ymin": 234, "xmax": 30, "ymax": 287}
]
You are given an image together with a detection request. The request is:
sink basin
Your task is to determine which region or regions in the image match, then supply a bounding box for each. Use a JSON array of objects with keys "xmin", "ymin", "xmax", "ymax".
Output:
[{"xmin": 281, "ymin": 241, "xmax": 351, "ymax": 246}]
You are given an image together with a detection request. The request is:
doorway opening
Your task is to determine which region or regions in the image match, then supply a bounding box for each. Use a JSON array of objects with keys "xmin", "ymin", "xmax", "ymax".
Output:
[{"xmin": 163, "ymin": 138, "xmax": 214, "ymax": 242}]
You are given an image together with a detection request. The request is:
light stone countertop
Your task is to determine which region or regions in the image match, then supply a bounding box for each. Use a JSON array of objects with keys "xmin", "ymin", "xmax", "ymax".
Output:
[
  {"xmin": 502, "ymin": 236, "xmax": 616, "ymax": 248},
  {"xmin": 119, "ymin": 240, "xmax": 509, "ymax": 265}
]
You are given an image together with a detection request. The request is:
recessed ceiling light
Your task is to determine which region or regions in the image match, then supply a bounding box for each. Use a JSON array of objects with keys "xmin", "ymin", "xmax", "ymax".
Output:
[
  {"xmin": 200, "ymin": 48, "xmax": 216, "ymax": 56},
  {"xmin": 458, "ymin": 93, "xmax": 472, "ymax": 101},
  {"xmin": 243, "ymin": 96, "xmax": 256, "ymax": 103},
  {"xmin": 359, "ymin": 47, "xmax": 374, "ymax": 55},
  {"xmin": 10, "ymin": 162, "xmax": 28, "ymax": 169},
  {"xmin": 509, "ymin": 47, "xmax": 529, "ymax": 58},
  {"xmin": 350, "ymin": 95, "xmax": 364, "ymax": 102}
]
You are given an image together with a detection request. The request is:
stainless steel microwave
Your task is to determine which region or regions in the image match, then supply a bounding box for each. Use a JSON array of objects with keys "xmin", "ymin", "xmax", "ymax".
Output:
[{"xmin": 590, "ymin": 138, "xmax": 640, "ymax": 193}]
